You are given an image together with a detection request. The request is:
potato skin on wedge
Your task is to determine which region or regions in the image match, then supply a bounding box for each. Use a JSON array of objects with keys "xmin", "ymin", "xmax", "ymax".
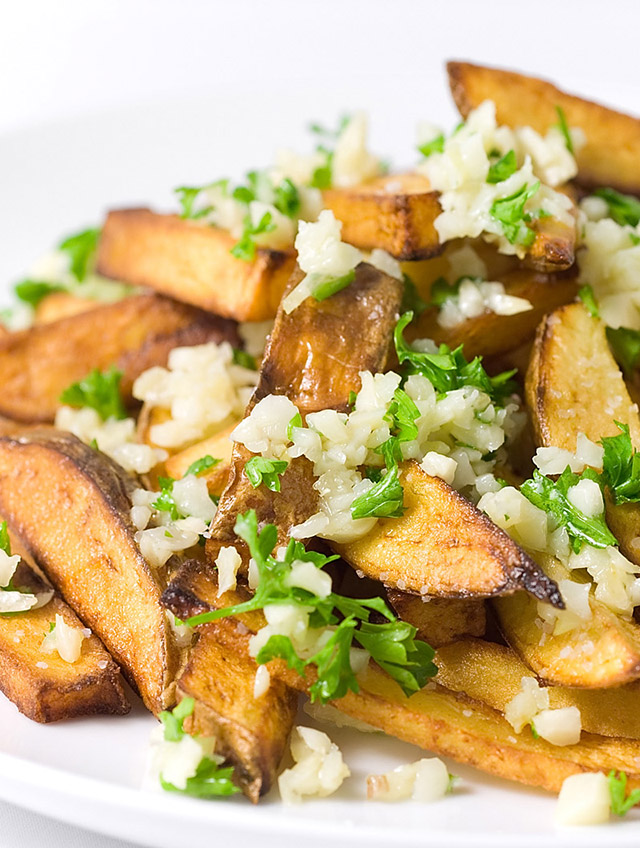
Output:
[
  {"xmin": 335, "ymin": 461, "xmax": 562, "ymax": 605},
  {"xmin": 97, "ymin": 210, "xmax": 296, "ymax": 321},
  {"xmin": 386, "ymin": 591, "xmax": 486, "ymax": 648},
  {"xmin": 0, "ymin": 293, "xmax": 238, "ymax": 423},
  {"xmin": 0, "ymin": 430, "xmax": 182, "ymax": 714},
  {"xmin": 448, "ymin": 60, "xmax": 640, "ymax": 195},
  {"xmin": 0, "ymin": 557, "xmax": 129, "ymax": 723}
]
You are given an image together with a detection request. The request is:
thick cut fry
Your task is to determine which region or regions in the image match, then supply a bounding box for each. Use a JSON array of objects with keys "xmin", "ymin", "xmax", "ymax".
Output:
[
  {"xmin": 335, "ymin": 461, "xmax": 562, "ymax": 605},
  {"xmin": 34, "ymin": 292, "xmax": 101, "ymax": 325},
  {"xmin": 0, "ymin": 430, "xmax": 183, "ymax": 714},
  {"xmin": 209, "ymin": 262, "xmax": 403, "ymax": 548},
  {"xmin": 323, "ymin": 173, "xmax": 443, "ymax": 260},
  {"xmin": 167, "ymin": 589, "xmax": 640, "ymax": 797},
  {"xmin": 0, "ymin": 293, "xmax": 238, "ymax": 423},
  {"xmin": 0, "ymin": 551, "xmax": 129, "ymax": 723},
  {"xmin": 164, "ymin": 426, "xmax": 236, "ymax": 497},
  {"xmin": 97, "ymin": 210, "xmax": 296, "ymax": 321},
  {"xmin": 436, "ymin": 638, "xmax": 640, "ymax": 739},
  {"xmin": 494, "ymin": 552, "xmax": 640, "ymax": 687},
  {"xmin": 409, "ymin": 269, "xmax": 578, "ymax": 360},
  {"xmin": 386, "ymin": 590, "xmax": 486, "ymax": 647},
  {"xmin": 162, "ymin": 559, "xmax": 296, "ymax": 802},
  {"xmin": 325, "ymin": 173, "xmax": 575, "ymax": 271},
  {"xmin": 448, "ymin": 61, "xmax": 640, "ymax": 194}
]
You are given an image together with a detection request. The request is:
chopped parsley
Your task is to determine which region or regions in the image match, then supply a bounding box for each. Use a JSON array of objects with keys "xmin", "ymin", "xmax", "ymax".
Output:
[
  {"xmin": 230, "ymin": 211, "xmax": 276, "ymax": 262},
  {"xmin": 608, "ymin": 770, "xmax": 640, "ymax": 816},
  {"xmin": 273, "ymin": 178, "xmax": 301, "ymax": 218},
  {"xmin": 520, "ymin": 467, "xmax": 617, "ymax": 553},
  {"xmin": 232, "ymin": 348, "xmax": 258, "ymax": 371},
  {"xmin": 489, "ymin": 181, "xmax": 540, "ymax": 247},
  {"xmin": 59, "ymin": 228, "xmax": 101, "ymax": 282},
  {"xmin": 0, "ymin": 521, "xmax": 11, "ymax": 556},
  {"xmin": 351, "ymin": 463, "xmax": 404, "ymax": 519},
  {"xmin": 14, "ymin": 280, "xmax": 65, "ymax": 308},
  {"xmin": 175, "ymin": 186, "xmax": 213, "ymax": 220},
  {"xmin": 554, "ymin": 106, "xmax": 574, "ymax": 155},
  {"xmin": 186, "ymin": 510, "xmax": 437, "ymax": 703},
  {"xmin": 601, "ymin": 422, "xmax": 640, "ymax": 504},
  {"xmin": 59, "ymin": 366, "xmax": 127, "ymax": 421},
  {"xmin": 158, "ymin": 699, "xmax": 240, "ymax": 799},
  {"xmin": 429, "ymin": 276, "xmax": 464, "ymax": 307},
  {"xmin": 417, "ymin": 133, "xmax": 445, "ymax": 158},
  {"xmin": 308, "ymin": 269, "xmax": 356, "ymax": 302},
  {"xmin": 245, "ymin": 457, "xmax": 288, "ymax": 492},
  {"xmin": 287, "ymin": 412, "xmax": 303, "ymax": 440},
  {"xmin": 577, "ymin": 284, "xmax": 600, "ymax": 318},
  {"xmin": 593, "ymin": 188, "xmax": 640, "ymax": 228},
  {"xmin": 486, "ymin": 150, "xmax": 518, "ymax": 184},
  {"xmin": 152, "ymin": 477, "xmax": 181, "ymax": 521},
  {"xmin": 183, "ymin": 455, "xmax": 221, "ymax": 478},
  {"xmin": 394, "ymin": 312, "xmax": 517, "ymax": 406},
  {"xmin": 606, "ymin": 326, "xmax": 640, "ymax": 376},
  {"xmin": 308, "ymin": 115, "xmax": 351, "ymax": 189}
]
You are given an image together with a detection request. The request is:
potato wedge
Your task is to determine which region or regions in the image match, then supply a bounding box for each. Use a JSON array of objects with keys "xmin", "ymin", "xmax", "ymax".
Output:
[
  {"xmin": 34, "ymin": 292, "xmax": 101, "ymax": 325},
  {"xmin": 210, "ymin": 262, "xmax": 403, "ymax": 547},
  {"xmin": 0, "ymin": 430, "xmax": 183, "ymax": 713},
  {"xmin": 0, "ymin": 548, "xmax": 129, "ymax": 723},
  {"xmin": 97, "ymin": 209, "xmax": 296, "ymax": 321},
  {"xmin": 164, "ymin": 425, "xmax": 236, "ymax": 497},
  {"xmin": 386, "ymin": 591, "xmax": 486, "ymax": 647},
  {"xmin": 448, "ymin": 60, "xmax": 640, "ymax": 194},
  {"xmin": 494, "ymin": 552, "xmax": 640, "ymax": 687},
  {"xmin": 0, "ymin": 293, "xmax": 238, "ymax": 423},
  {"xmin": 409, "ymin": 268, "xmax": 578, "ymax": 360},
  {"xmin": 326, "ymin": 173, "xmax": 575, "ymax": 271},
  {"xmin": 167, "ymin": 587, "xmax": 640, "ymax": 796},
  {"xmin": 436, "ymin": 638, "xmax": 640, "ymax": 739},
  {"xmin": 335, "ymin": 461, "xmax": 562, "ymax": 605}
]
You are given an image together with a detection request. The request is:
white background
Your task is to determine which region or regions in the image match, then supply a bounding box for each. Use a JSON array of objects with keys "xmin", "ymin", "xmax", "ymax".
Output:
[{"xmin": 1, "ymin": 1, "xmax": 639, "ymax": 845}]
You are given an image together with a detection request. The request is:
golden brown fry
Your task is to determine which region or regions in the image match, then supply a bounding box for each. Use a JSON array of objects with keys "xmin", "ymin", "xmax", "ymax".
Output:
[
  {"xmin": 0, "ymin": 293, "xmax": 238, "ymax": 423},
  {"xmin": 386, "ymin": 591, "xmax": 486, "ymax": 647},
  {"xmin": 494, "ymin": 552, "xmax": 640, "ymax": 687},
  {"xmin": 323, "ymin": 173, "xmax": 443, "ymax": 260},
  {"xmin": 0, "ymin": 548, "xmax": 129, "ymax": 723},
  {"xmin": 448, "ymin": 60, "xmax": 640, "ymax": 194},
  {"xmin": 409, "ymin": 269, "xmax": 578, "ymax": 360},
  {"xmin": 436, "ymin": 638, "xmax": 640, "ymax": 739},
  {"xmin": 97, "ymin": 210, "xmax": 296, "ymax": 321},
  {"xmin": 335, "ymin": 461, "xmax": 562, "ymax": 605},
  {"xmin": 34, "ymin": 292, "xmax": 101, "ymax": 325},
  {"xmin": 0, "ymin": 430, "xmax": 183, "ymax": 714},
  {"xmin": 325, "ymin": 173, "xmax": 576, "ymax": 271},
  {"xmin": 209, "ymin": 262, "xmax": 403, "ymax": 548},
  {"xmin": 164, "ymin": 425, "xmax": 236, "ymax": 497}
]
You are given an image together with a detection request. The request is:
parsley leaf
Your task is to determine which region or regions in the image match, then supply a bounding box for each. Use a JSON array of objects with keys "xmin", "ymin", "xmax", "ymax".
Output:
[
  {"xmin": 59, "ymin": 228, "xmax": 101, "ymax": 282},
  {"xmin": 14, "ymin": 280, "xmax": 65, "ymax": 307},
  {"xmin": 160, "ymin": 759, "xmax": 240, "ymax": 799},
  {"xmin": 417, "ymin": 134, "xmax": 445, "ymax": 158},
  {"xmin": 386, "ymin": 388, "xmax": 420, "ymax": 443},
  {"xmin": 287, "ymin": 412, "xmax": 303, "ymax": 440},
  {"xmin": 554, "ymin": 106, "xmax": 574, "ymax": 154},
  {"xmin": 601, "ymin": 422, "xmax": 640, "ymax": 504},
  {"xmin": 394, "ymin": 312, "xmax": 517, "ymax": 405},
  {"xmin": 0, "ymin": 522, "xmax": 11, "ymax": 556},
  {"xmin": 429, "ymin": 276, "xmax": 463, "ymax": 307},
  {"xmin": 309, "ymin": 269, "xmax": 356, "ymax": 302},
  {"xmin": 490, "ymin": 181, "xmax": 540, "ymax": 247},
  {"xmin": 351, "ymin": 463, "xmax": 405, "ymax": 519},
  {"xmin": 521, "ymin": 467, "xmax": 617, "ymax": 553},
  {"xmin": 152, "ymin": 477, "xmax": 180, "ymax": 520},
  {"xmin": 186, "ymin": 510, "xmax": 436, "ymax": 703},
  {"xmin": 59, "ymin": 366, "xmax": 127, "ymax": 421},
  {"xmin": 401, "ymin": 273, "xmax": 428, "ymax": 316},
  {"xmin": 273, "ymin": 178, "xmax": 301, "ymax": 218},
  {"xmin": 183, "ymin": 455, "xmax": 221, "ymax": 478},
  {"xmin": 230, "ymin": 211, "xmax": 275, "ymax": 262},
  {"xmin": 487, "ymin": 150, "xmax": 518, "ymax": 184},
  {"xmin": 606, "ymin": 326, "xmax": 640, "ymax": 375},
  {"xmin": 159, "ymin": 697, "xmax": 195, "ymax": 742},
  {"xmin": 245, "ymin": 457, "xmax": 288, "ymax": 492},
  {"xmin": 577, "ymin": 285, "xmax": 599, "ymax": 318},
  {"xmin": 594, "ymin": 188, "xmax": 640, "ymax": 228},
  {"xmin": 175, "ymin": 186, "xmax": 214, "ymax": 220},
  {"xmin": 232, "ymin": 348, "xmax": 258, "ymax": 370},
  {"xmin": 608, "ymin": 770, "xmax": 640, "ymax": 816}
]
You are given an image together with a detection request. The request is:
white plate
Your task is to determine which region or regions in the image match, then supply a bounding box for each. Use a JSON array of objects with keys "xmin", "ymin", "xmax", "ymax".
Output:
[{"xmin": 1, "ymin": 88, "xmax": 640, "ymax": 848}]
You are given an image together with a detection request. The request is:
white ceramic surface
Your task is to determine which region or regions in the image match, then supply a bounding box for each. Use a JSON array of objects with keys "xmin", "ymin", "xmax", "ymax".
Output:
[{"xmin": 2, "ymin": 15, "xmax": 640, "ymax": 842}]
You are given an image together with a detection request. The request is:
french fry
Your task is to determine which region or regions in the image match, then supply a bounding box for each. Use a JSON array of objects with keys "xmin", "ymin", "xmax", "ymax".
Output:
[
  {"xmin": 34, "ymin": 292, "xmax": 100, "ymax": 325},
  {"xmin": 0, "ymin": 430, "xmax": 184, "ymax": 714},
  {"xmin": 0, "ymin": 293, "xmax": 238, "ymax": 423},
  {"xmin": 448, "ymin": 60, "xmax": 640, "ymax": 194},
  {"xmin": 386, "ymin": 591, "xmax": 486, "ymax": 647},
  {"xmin": 97, "ymin": 210, "xmax": 296, "ymax": 321},
  {"xmin": 325, "ymin": 173, "xmax": 576, "ymax": 272},
  {"xmin": 335, "ymin": 461, "xmax": 562, "ymax": 604},
  {"xmin": 435, "ymin": 638, "xmax": 640, "ymax": 739},
  {"xmin": 164, "ymin": 425, "xmax": 236, "ymax": 497},
  {"xmin": 0, "ymin": 538, "xmax": 129, "ymax": 723}
]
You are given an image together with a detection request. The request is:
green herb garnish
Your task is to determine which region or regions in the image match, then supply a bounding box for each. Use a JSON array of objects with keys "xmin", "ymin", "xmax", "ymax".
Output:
[
  {"xmin": 309, "ymin": 269, "xmax": 356, "ymax": 302},
  {"xmin": 601, "ymin": 422, "xmax": 640, "ymax": 504},
  {"xmin": 606, "ymin": 326, "xmax": 640, "ymax": 375},
  {"xmin": 593, "ymin": 188, "xmax": 640, "ymax": 228},
  {"xmin": 230, "ymin": 211, "xmax": 275, "ymax": 262},
  {"xmin": 401, "ymin": 273, "xmax": 428, "ymax": 316},
  {"xmin": 183, "ymin": 455, "xmax": 221, "ymax": 478},
  {"xmin": 489, "ymin": 181, "xmax": 540, "ymax": 247},
  {"xmin": 59, "ymin": 366, "xmax": 126, "ymax": 421},
  {"xmin": 59, "ymin": 228, "xmax": 101, "ymax": 281},
  {"xmin": 487, "ymin": 150, "xmax": 518, "ymax": 184},
  {"xmin": 175, "ymin": 186, "xmax": 213, "ymax": 220},
  {"xmin": 608, "ymin": 770, "xmax": 640, "ymax": 816},
  {"xmin": 245, "ymin": 457, "xmax": 288, "ymax": 492},
  {"xmin": 232, "ymin": 348, "xmax": 258, "ymax": 370},
  {"xmin": 554, "ymin": 106, "xmax": 574, "ymax": 154},
  {"xmin": 577, "ymin": 285, "xmax": 600, "ymax": 318},
  {"xmin": 14, "ymin": 280, "xmax": 65, "ymax": 307},
  {"xmin": 418, "ymin": 134, "xmax": 445, "ymax": 158}
]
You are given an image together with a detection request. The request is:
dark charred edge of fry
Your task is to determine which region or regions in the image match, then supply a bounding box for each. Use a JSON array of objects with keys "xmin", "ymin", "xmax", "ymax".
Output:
[
  {"xmin": 528, "ymin": 310, "xmax": 557, "ymax": 448},
  {"xmin": 446, "ymin": 60, "xmax": 475, "ymax": 118},
  {"xmin": 509, "ymin": 551, "xmax": 564, "ymax": 607}
]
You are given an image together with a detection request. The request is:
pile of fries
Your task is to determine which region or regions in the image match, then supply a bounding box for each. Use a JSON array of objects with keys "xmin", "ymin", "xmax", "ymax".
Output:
[{"xmin": 4, "ymin": 61, "xmax": 640, "ymax": 821}]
